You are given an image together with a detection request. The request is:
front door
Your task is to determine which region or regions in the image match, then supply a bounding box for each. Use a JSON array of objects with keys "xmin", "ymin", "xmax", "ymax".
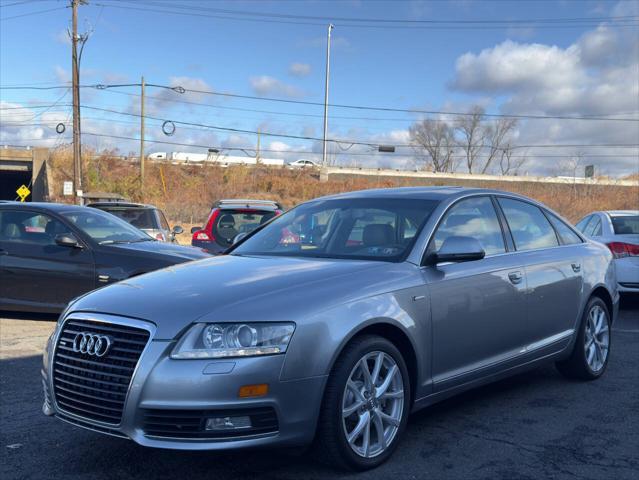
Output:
[
  {"xmin": 0, "ymin": 209, "xmax": 95, "ymax": 311},
  {"xmin": 423, "ymin": 196, "xmax": 529, "ymax": 392}
]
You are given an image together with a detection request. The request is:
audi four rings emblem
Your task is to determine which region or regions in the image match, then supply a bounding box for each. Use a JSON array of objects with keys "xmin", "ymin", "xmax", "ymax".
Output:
[{"xmin": 72, "ymin": 333, "xmax": 113, "ymax": 357}]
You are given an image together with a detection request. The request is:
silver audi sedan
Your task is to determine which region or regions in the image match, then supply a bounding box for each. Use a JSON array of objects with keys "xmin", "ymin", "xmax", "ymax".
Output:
[{"xmin": 42, "ymin": 187, "xmax": 619, "ymax": 470}]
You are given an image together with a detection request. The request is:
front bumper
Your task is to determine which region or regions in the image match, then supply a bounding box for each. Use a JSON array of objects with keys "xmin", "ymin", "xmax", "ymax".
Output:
[{"xmin": 43, "ymin": 314, "xmax": 326, "ymax": 450}]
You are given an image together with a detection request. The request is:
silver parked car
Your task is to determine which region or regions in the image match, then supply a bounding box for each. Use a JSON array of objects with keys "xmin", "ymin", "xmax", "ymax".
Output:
[
  {"xmin": 43, "ymin": 187, "xmax": 618, "ymax": 470},
  {"xmin": 575, "ymin": 210, "xmax": 639, "ymax": 293}
]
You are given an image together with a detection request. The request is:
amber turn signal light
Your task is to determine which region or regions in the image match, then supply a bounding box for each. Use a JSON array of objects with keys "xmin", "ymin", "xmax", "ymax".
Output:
[{"xmin": 238, "ymin": 384, "xmax": 269, "ymax": 398}]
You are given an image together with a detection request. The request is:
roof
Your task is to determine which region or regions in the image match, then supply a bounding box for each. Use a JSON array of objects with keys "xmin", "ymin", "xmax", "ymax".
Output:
[
  {"xmin": 215, "ymin": 199, "xmax": 282, "ymax": 210},
  {"xmin": 87, "ymin": 202, "xmax": 156, "ymax": 209},
  {"xmin": 603, "ymin": 210, "xmax": 639, "ymax": 216},
  {"xmin": 0, "ymin": 201, "xmax": 86, "ymax": 213},
  {"xmin": 314, "ymin": 186, "xmax": 497, "ymax": 202}
]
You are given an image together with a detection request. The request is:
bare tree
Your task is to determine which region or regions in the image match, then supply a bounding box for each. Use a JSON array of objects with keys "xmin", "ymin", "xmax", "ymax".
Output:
[
  {"xmin": 409, "ymin": 119, "xmax": 456, "ymax": 172},
  {"xmin": 455, "ymin": 106, "xmax": 487, "ymax": 174},
  {"xmin": 482, "ymin": 117, "xmax": 518, "ymax": 174},
  {"xmin": 499, "ymin": 144, "xmax": 528, "ymax": 175}
]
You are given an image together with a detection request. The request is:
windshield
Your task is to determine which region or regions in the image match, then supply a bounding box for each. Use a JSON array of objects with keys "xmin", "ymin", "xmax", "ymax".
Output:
[
  {"xmin": 62, "ymin": 209, "xmax": 152, "ymax": 244},
  {"xmin": 611, "ymin": 215, "xmax": 639, "ymax": 235},
  {"xmin": 232, "ymin": 198, "xmax": 439, "ymax": 261},
  {"xmin": 98, "ymin": 207, "xmax": 158, "ymax": 230}
]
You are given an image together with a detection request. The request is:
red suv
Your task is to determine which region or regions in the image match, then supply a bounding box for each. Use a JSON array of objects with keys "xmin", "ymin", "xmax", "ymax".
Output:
[{"xmin": 191, "ymin": 199, "xmax": 283, "ymax": 254}]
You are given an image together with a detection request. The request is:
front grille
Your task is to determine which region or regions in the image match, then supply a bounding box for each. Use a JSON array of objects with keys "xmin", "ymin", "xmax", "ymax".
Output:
[
  {"xmin": 142, "ymin": 407, "xmax": 278, "ymax": 439},
  {"xmin": 52, "ymin": 318, "xmax": 150, "ymax": 425}
]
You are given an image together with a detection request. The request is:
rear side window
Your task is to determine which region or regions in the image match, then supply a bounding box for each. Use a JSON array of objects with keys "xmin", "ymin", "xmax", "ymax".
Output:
[
  {"xmin": 546, "ymin": 213, "xmax": 583, "ymax": 245},
  {"xmin": 498, "ymin": 198, "xmax": 559, "ymax": 251},
  {"xmin": 611, "ymin": 215, "xmax": 639, "ymax": 235},
  {"xmin": 575, "ymin": 215, "xmax": 592, "ymax": 232},
  {"xmin": 101, "ymin": 208, "xmax": 158, "ymax": 230},
  {"xmin": 432, "ymin": 196, "xmax": 506, "ymax": 255},
  {"xmin": 584, "ymin": 217, "xmax": 602, "ymax": 237},
  {"xmin": 213, "ymin": 209, "xmax": 276, "ymax": 247}
]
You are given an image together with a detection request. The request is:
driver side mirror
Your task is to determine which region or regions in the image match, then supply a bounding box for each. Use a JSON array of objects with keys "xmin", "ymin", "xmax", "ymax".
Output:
[
  {"xmin": 190, "ymin": 226, "xmax": 202, "ymax": 235},
  {"xmin": 55, "ymin": 233, "xmax": 82, "ymax": 249},
  {"xmin": 172, "ymin": 225, "xmax": 184, "ymax": 235},
  {"xmin": 429, "ymin": 236, "xmax": 485, "ymax": 264}
]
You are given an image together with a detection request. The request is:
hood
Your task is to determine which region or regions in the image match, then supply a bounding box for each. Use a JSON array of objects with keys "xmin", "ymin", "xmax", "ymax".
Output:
[
  {"xmin": 105, "ymin": 240, "xmax": 210, "ymax": 261},
  {"xmin": 69, "ymin": 254, "xmax": 397, "ymax": 339}
]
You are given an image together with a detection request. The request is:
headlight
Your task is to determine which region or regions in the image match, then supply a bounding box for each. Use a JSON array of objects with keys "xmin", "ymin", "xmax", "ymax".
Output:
[{"xmin": 171, "ymin": 323, "xmax": 295, "ymax": 359}]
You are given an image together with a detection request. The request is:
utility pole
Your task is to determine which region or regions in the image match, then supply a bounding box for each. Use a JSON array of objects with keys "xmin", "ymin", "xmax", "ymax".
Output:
[
  {"xmin": 322, "ymin": 23, "xmax": 334, "ymax": 167},
  {"xmin": 140, "ymin": 75, "xmax": 145, "ymax": 192},
  {"xmin": 71, "ymin": 0, "xmax": 83, "ymax": 204},
  {"xmin": 256, "ymin": 128, "xmax": 261, "ymax": 163}
]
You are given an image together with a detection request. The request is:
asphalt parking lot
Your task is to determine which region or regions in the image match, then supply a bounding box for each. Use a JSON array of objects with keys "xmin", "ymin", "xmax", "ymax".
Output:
[{"xmin": 1, "ymin": 296, "xmax": 638, "ymax": 480}]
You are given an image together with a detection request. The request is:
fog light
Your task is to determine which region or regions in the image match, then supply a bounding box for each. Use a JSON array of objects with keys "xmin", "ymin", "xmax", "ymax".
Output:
[{"xmin": 205, "ymin": 416, "xmax": 252, "ymax": 431}]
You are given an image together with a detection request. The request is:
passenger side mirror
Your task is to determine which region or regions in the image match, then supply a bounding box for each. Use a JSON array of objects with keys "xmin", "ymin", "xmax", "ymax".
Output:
[
  {"xmin": 432, "ymin": 236, "xmax": 485, "ymax": 264},
  {"xmin": 55, "ymin": 233, "xmax": 82, "ymax": 249},
  {"xmin": 232, "ymin": 232, "xmax": 248, "ymax": 245},
  {"xmin": 190, "ymin": 226, "xmax": 202, "ymax": 235},
  {"xmin": 172, "ymin": 225, "xmax": 184, "ymax": 235}
]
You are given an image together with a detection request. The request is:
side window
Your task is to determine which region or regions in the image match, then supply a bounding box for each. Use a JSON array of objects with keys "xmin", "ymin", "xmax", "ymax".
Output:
[
  {"xmin": 432, "ymin": 196, "xmax": 506, "ymax": 255},
  {"xmin": 575, "ymin": 216, "xmax": 592, "ymax": 232},
  {"xmin": 158, "ymin": 211, "xmax": 170, "ymax": 230},
  {"xmin": 585, "ymin": 217, "xmax": 602, "ymax": 237},
  {"xmin": 0, "ymin": 210, "xmax": 70, "ymax": 245},
  {"xmin": 498, "ymin": 198, "xmax": 559, "ymax": 251},
  {"xmin": 547, "ymin": 213, "xmax": 583, "ymax": 245}
]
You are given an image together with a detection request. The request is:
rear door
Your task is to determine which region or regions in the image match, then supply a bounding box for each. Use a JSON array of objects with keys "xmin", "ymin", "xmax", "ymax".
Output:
[
  {"xmin": 424, "ymin": 196, "xmax": 529, "ymax": 391},
  {"xmin": 0, "ymin": 209, "xmax": 95, "ymax": 311},
  {"xmin": 497, "ymin": 197, "xmax": 584, "ymax": 346}
]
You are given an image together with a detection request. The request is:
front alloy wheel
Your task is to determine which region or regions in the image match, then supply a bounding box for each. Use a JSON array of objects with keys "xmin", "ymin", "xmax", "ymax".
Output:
[
  {"xmin": 315, "ymin": 335, "xmax": 410, "ymax": 470},
  {"xmin": 584, "ymin": 304, "xmax": 610, "ymax": 373},
  {"xmin": 342, "ymin": 351, "xmax": 404, "ymax": 458}
]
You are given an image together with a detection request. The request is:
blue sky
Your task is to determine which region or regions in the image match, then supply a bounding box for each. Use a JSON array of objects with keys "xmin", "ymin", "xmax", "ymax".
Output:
[{"xmin": 1, "ymin": 0, "xmax": 638, "ymax": 176}]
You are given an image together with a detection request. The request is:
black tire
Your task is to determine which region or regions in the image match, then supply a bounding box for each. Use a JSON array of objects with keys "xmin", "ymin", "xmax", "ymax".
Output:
[
  {"xmin": 314, "ymin": 335, "xmax": 411, "ymax": 471},
  {"xmin": 556, "ymin": 296, "xmax": 611, "ymax": 380}
]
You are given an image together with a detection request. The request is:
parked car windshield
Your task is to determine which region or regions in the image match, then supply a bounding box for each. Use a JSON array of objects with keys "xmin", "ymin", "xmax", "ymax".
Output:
[
  {"xmin": 96, "ymin": 207, "xmax": 158, "ymax": 230},
  {"xmin": 232, "ymin": 198, "xmax": 439, "ymax": 261},
  {"xmin": 62, "ymin": 209, "xmax": 152, "ymax": 244},
  {"xmin": 611, "ymin": 215, "xmax": 639, "ymax": 235}
]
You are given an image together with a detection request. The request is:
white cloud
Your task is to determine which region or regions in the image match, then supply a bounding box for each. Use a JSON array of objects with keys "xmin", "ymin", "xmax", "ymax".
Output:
[
  {"xmin": 449, "ymin": 6, "xmax": 639, "ymax": 177},
  {"xmin": 289, "ymin": 62, "xmax": 312, "ymax": 77},
  {"xmin": 249, "ymin": 76, "xmax": 304, "ymax": 98}
]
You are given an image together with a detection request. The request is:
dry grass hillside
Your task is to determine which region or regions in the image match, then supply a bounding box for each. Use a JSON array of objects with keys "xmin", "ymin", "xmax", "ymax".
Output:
[{"xmin": 47, "ymin": 148, "xmax": 636, "ymax": 227}]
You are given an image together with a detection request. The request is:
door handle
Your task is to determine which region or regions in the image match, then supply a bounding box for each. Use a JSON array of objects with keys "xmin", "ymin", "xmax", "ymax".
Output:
[
  {"xmin": 508, "ymin": 271, "xmax": 523, "ymax": 284},
  {"xmin": 0, "ymin": 248, "xmax": 7, "ymax": 256},
  {"xmin": 571, "ymin": 263, "xmax": 581, "ymax": 273}
]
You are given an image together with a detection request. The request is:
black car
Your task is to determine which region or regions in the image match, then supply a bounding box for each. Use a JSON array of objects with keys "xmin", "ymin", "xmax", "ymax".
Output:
[
  {"xmin": 0, "ymin": 202, "xmax": 210, "ymax": 313},
  {"xmin": 87, "ymin": 202, "xmax": 183, "ymax": 243}
]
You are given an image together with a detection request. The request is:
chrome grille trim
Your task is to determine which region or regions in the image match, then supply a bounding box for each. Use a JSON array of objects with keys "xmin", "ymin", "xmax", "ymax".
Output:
[{"xmin": 51, "ymin": 314, "xmax": 155, "ymax": 427}]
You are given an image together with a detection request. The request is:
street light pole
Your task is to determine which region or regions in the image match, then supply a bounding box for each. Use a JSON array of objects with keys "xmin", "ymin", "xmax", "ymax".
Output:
[{"xmin": 322, "ymin": 23, "xmax": 334, "ymax": 167}]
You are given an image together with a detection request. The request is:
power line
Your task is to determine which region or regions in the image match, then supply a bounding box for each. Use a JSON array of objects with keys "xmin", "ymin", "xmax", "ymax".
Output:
[
  {"xmin": 112, "ymin": 0, "xmax": 639, "ymax": 26},
  {"xmin": 0, "ymin": 6, "xmax": 67, "ymax": 21},
  {"xmin": 96, "ymin": 2, "xmax": 639, "ymax": 30},
  {"xmin": 3, "ymin": 83, "xmax": 637, "ymax": 122}
]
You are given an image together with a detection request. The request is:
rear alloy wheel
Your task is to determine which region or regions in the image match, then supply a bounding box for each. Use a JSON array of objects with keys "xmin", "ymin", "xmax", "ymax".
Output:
[
  {"xmin": 315, "ymin": 335, "xmax": 410, "ymax": 470},
  {"xmin": 556, "ymin": 297, "xmax": 611, "ymax": 380}
]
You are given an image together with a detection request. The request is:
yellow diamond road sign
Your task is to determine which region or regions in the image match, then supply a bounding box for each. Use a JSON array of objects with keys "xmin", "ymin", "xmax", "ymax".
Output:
[{"xmin": 16, "ymin": 184, "xmax": 30, "ymax": 202}]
